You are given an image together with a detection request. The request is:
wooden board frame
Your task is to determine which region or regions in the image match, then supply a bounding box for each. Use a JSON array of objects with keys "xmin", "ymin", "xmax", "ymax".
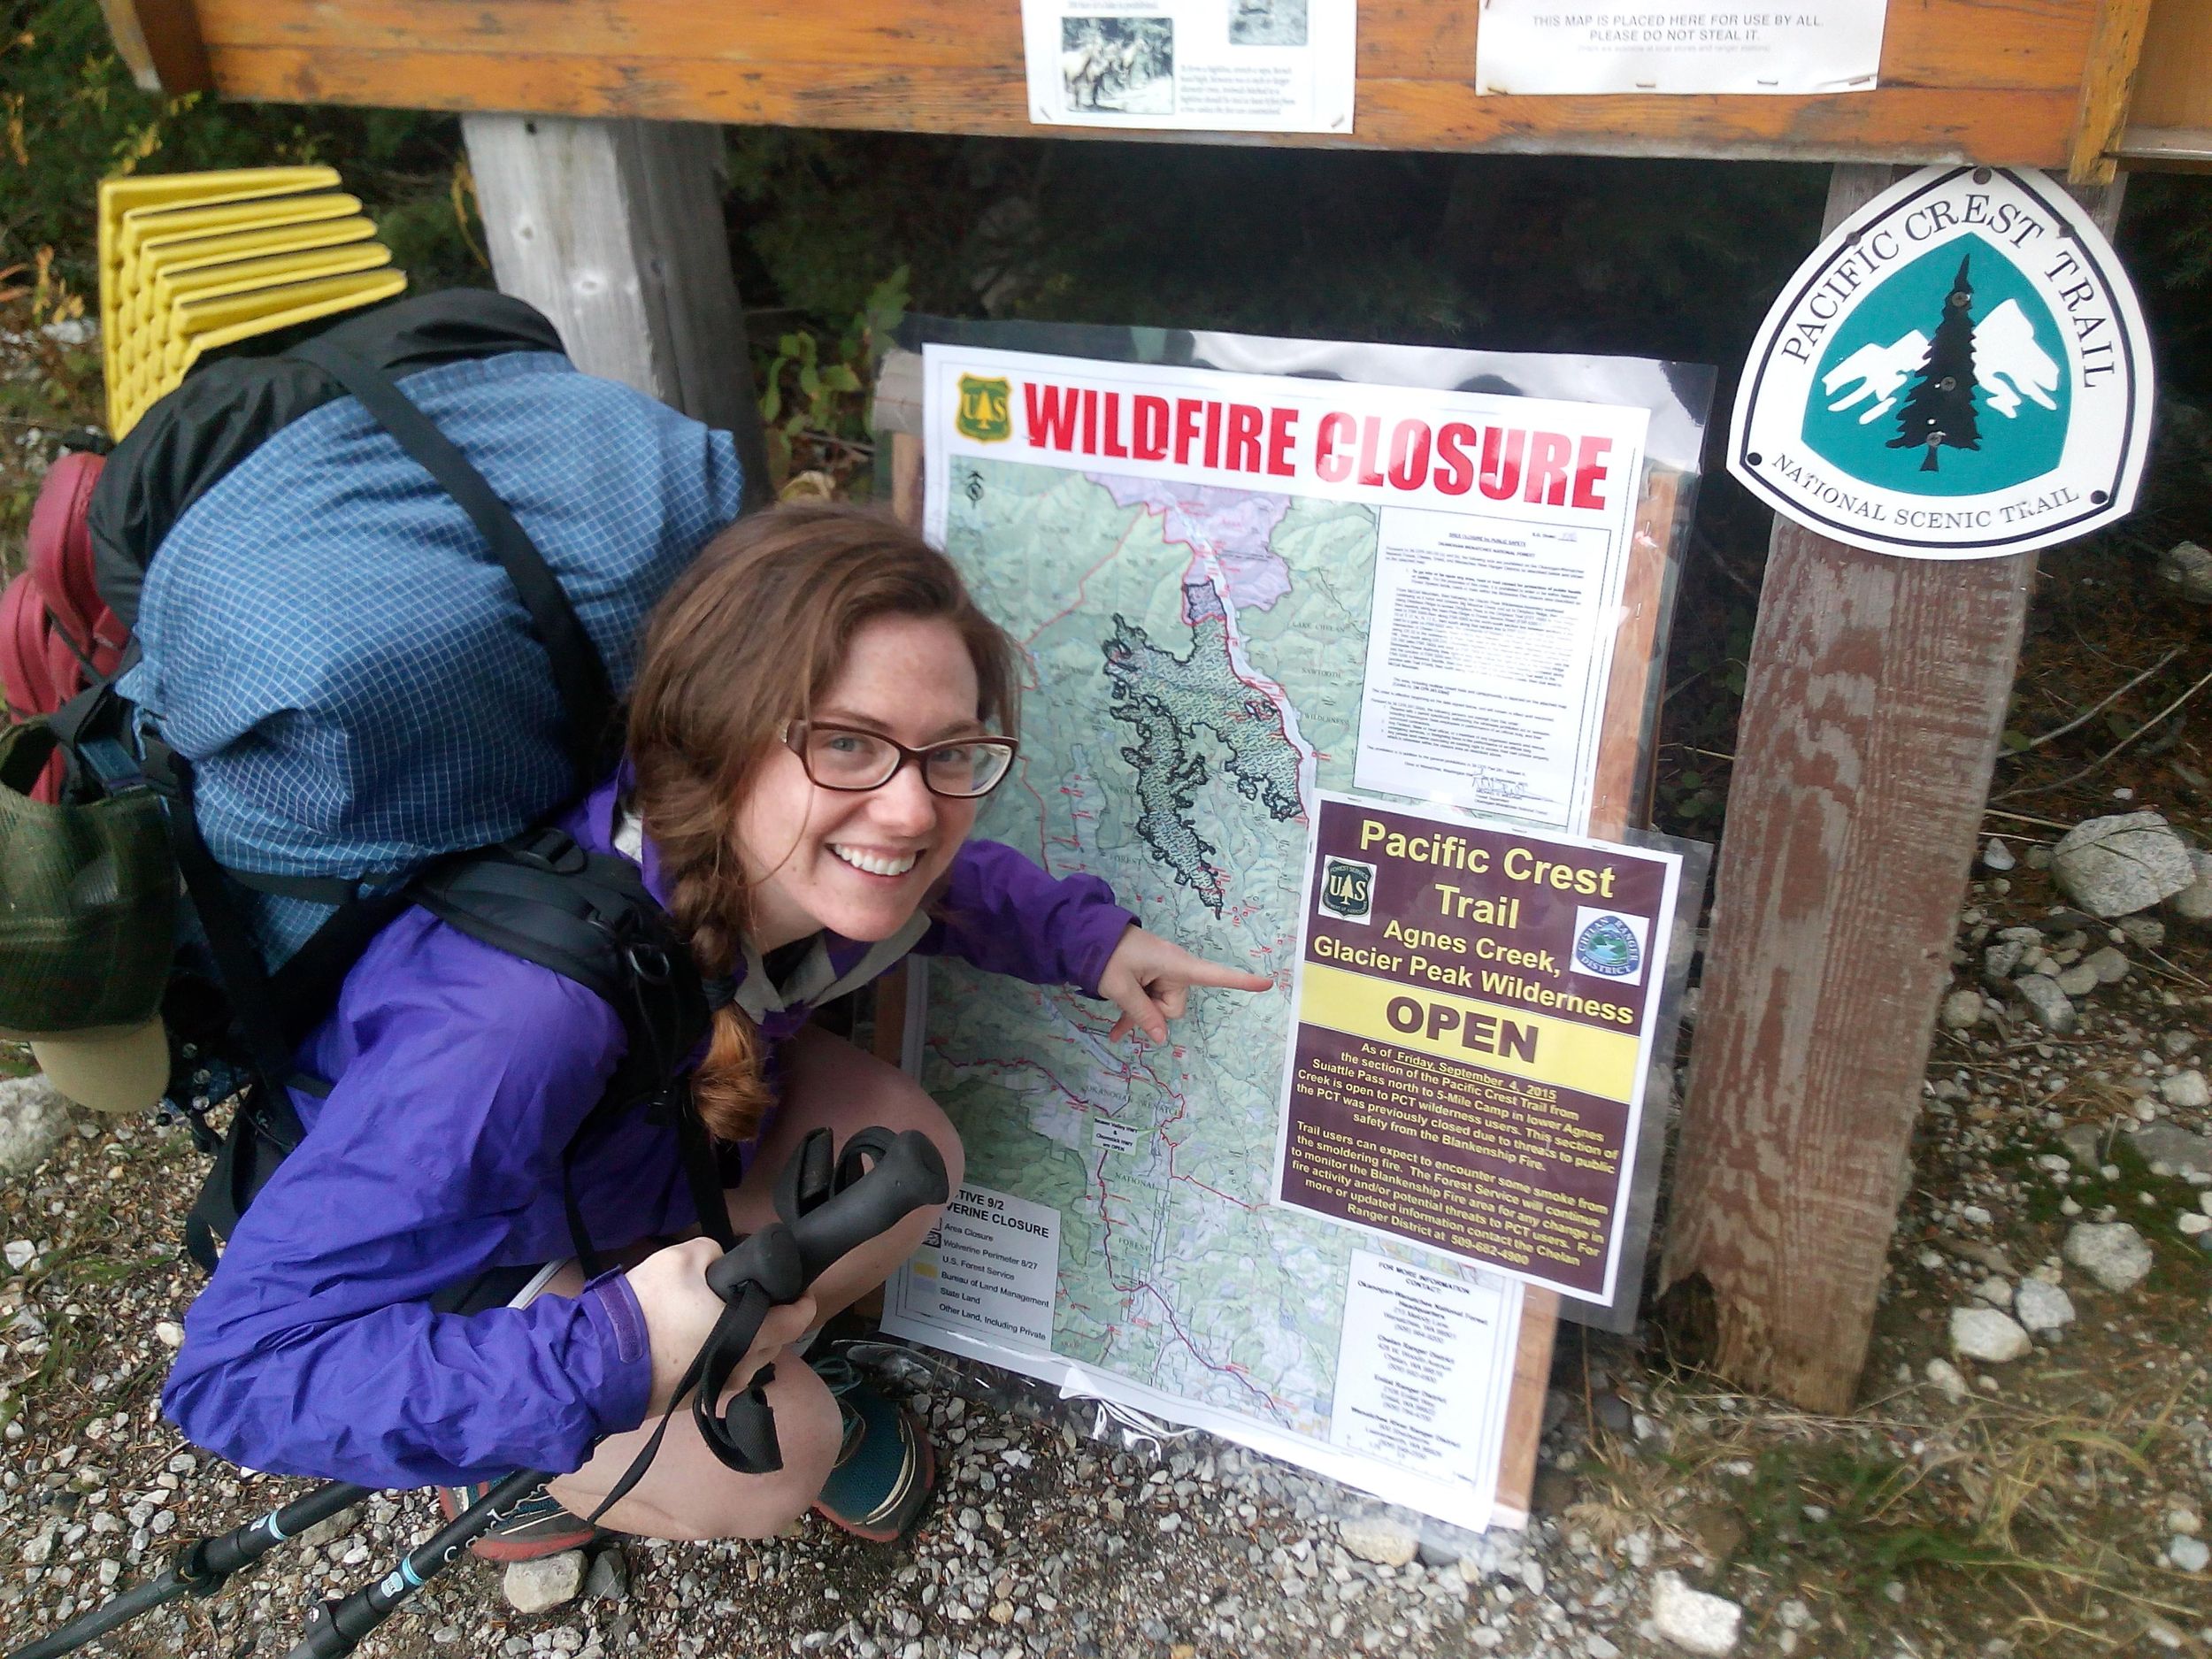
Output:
[
  {"xmin": 118, "ymin": 0, "xmax": 2160, "ymax": 173},
  {"xmin": 872, "ymin": 408, "xmax": 1684, "ymax": 1526}
]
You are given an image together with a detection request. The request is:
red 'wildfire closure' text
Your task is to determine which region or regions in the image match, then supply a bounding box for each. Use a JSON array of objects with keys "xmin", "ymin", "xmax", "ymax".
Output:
[{"xmin": 1020, "ymin": 381, "xmax": 1616, "ymax": 510}]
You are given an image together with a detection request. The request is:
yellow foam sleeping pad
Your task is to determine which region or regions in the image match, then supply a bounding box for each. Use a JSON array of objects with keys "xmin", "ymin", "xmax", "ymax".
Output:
[{"xmin": 98, "ymin": 168, "xmax": 408, "ymax": 438}]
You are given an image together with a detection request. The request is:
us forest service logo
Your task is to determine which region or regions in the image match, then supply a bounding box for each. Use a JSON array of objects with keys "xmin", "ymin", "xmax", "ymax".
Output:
[
  {"xmin": 1318, "ymin": 856, "xmax": 1376, "ymax": 925},
  {"xmin": 955, "ymin": 374, "xmax": 1013, "ymax": 442},
  {"xmin": 1731, "ymin": 167, "xmax": 2153, "ymax": 559}
]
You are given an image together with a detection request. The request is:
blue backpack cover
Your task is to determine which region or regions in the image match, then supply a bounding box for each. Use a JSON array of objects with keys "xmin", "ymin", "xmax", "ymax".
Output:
[{"xmin": 95, "ymin": 296, "xmax": 743, "ymax": 966}]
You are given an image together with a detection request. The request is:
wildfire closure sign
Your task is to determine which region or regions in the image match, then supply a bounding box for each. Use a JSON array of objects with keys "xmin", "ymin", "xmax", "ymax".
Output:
[
  {"xmin": 1275, "ymin": 795, "xmax": 1682, "ymax": 1305},
  {"xmin": 1731, "ymin": 165, "xmax": 2154, "ymax": 559}
]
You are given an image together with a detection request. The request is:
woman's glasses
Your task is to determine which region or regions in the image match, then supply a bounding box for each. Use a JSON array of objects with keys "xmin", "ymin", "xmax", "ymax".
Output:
[{"xmin": 781, "ymin": 721, "xmax": 1019, "ymax": 799}]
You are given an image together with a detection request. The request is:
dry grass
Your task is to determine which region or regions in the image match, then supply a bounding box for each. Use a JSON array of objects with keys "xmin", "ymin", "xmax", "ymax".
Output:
[{"xmin": 1563, "ymin": 1354, "xmax": 2209, "ymax": 1655}]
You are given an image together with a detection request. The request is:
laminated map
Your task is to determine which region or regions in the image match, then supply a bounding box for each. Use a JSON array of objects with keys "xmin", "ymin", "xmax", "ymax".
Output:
[{"xmin": 884, "ymin": 343, "xmax": 1655, "ymax": 1527}]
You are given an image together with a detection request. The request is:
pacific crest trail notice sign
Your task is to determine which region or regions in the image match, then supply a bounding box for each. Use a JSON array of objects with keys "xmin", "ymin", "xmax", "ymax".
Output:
[{"xmin": 1276, "ymin": 796, "xmax": 1682, "ymax": 1305}]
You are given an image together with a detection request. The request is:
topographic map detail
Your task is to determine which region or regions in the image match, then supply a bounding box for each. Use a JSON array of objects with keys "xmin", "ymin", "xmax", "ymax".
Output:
[{"xmin": 931, "ymin": 455, "xmax": 1383, "ymax": 1436}]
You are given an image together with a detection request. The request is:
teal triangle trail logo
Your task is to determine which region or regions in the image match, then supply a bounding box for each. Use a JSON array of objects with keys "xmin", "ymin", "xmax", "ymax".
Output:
[
  {"xmin": 1803, "ymin": 237, "xmax": 2068, "ymax": 498},
  {"xmin": 1730, "ymin": 166, "xmax": 2151, "ymax": 560}
]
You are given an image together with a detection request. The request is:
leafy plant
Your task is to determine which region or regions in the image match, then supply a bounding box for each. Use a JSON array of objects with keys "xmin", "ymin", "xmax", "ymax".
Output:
[{"xmin": 756, "ymin": 265, "xmax": 909, "ymax": 490}]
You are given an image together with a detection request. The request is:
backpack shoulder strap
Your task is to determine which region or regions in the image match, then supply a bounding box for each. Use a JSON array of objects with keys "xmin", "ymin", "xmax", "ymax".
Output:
[
  {"xmin": 411, "ymin": 827, "xmax": 710, "ymax": 1088},
  {"xmin": 411, "ymin": 830, "xmax": 733, "ymax": 1266}
]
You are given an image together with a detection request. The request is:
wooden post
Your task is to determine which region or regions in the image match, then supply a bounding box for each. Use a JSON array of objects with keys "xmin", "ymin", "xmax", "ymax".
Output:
[
  {"xmin": 1661, "ymin": 167, "xmax": 2129, "ymax": 1415},
  {"xmin": 96, "ymin": 0, "xmax": 212, "ymax": 95},
  {"xmin": 461, "ymin": 113, "xmax": 773, "ymax": 508},
  {"xmin": 2068, "ymin": 0, "xmax": 2157, "ymax": 184}
]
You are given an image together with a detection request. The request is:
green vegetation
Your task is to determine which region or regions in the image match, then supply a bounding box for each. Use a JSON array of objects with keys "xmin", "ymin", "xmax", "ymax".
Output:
[{"xmin": 0, "ymin": 2, "xmax": 482, "ymax": 292}]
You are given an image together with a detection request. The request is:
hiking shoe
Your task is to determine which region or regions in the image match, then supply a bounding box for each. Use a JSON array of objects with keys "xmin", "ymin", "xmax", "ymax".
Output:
[
  {"xmin": 435, "ymin": 1479, "xmax": 603, "ymax": 1563},
  {"xmin": 809, "ymin": 1356, "xmax": 936, "ymax": 1542}
]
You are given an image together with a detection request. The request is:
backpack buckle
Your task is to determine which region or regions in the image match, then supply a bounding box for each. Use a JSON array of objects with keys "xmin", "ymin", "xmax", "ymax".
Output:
[{"xmin": 507, "ymin": 826, "xmax": 587, "ymax": 876}]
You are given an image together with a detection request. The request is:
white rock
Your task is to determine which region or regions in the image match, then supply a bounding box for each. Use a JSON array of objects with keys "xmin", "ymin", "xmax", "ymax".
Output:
[
  {"xmin": 2179, "ymin": 1213, "xmax": 2210, "ymax": 1236},
  {"xmin": 2053, "ymin": 813, "xmax": 2197, "ymax": 918},
  {"xmin": 2118, "ymin": 914, "xmax": 2168, "ymax": 948},
  {"xmin": 503, "ymin": 1550, "xmax": 588, "ymax": 1614},
  {"xmin": 2161, "ymin": 1070, "xmax": 2210, "ymax": 1110},
  {"xmin": 154, "ymin": 1321, "xmax": 185, "ymax": 1349},
  {"xmin": 1970, "ymin": 1277, "xmax": 2014, "ymax": 1310},
  {"xmin": 2084, "ymin": 945, "xmax": 2131, "ymax": 984},
  {"xmin": 1924, "ymin": 1358, "xmax": 1970, "ymax": 1402},
  {"xmin": 1650, "ymin": 1571, "xmax": 1741, "ymax": 1655},
  {"xmin": 1339, "ymin": 1511, "xmax": 1420, "ymax": 1568},
  {"xmin": 2012, "ymin": 976, "xmax": 2077, "ymax": 1034},
  {"xmin": 2062, "ymin": 1221, "xmax": 2154, "ymax": 1292},
  {"xmin": 0, "ymin": 1077, "xmax": 70, "ymax": 1180},
  {"xmin": 2169, "ymin": 1535, "xmax": 2210, "ymax": 1574},
  {"xmin": 2130, "ymin": 1123, "xmax": 2212, "ymax": 1178},
  {"xmin": 1949, "ymin": 1306, "xmax": 2031, "ymax": 1363},
  {"xmin": 2171, "ymin": 850, "xmax": 2212, "ymax": 924},
  {"xmin": 2157, "ymin": 541, "xmax": 2212, "ymax": 604},
  {"xmin": 1938, "ymin": 989, "xmax": 1983, "ymax": 1031},
  {"xmin": 2055, "ymin": 964, "xmax": 2101, "ymax": 997},
  {"xmin": 1982, "ymin": 837, "xmax": 2016, "ymax": 872},
  {"xmin": 4, "ymin": 1240, "xmax": 35, "ymax": 1271},
  {"xmin": 2012, "ymin": 1279, "xmax": 2075, "ymax": 1334}
]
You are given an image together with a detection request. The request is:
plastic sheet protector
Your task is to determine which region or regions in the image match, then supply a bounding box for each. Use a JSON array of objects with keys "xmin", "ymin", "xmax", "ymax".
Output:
[{"xmin": 883, "ymin": 342, "xmax": 1661, "ymax": 1530}]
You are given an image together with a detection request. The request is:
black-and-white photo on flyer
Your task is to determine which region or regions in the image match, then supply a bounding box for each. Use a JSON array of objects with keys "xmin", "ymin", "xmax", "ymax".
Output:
[
  {"xmin": 1023, "ymin": 0, "xmax": 1356, "ymax": 133},
  {"xmin": 1059, "ymin": 17, "xmax": 1177, "ymax": 117}
]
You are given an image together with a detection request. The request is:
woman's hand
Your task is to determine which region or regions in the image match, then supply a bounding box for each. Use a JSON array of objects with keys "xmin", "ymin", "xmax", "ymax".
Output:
[
  {"xmin": 1097, "ymin": 925, "xmax": 1275, "ymax": 1044},
  {"xmin": 625, "ymin": 1237, "xmax": 818, "ymax": 1417}
]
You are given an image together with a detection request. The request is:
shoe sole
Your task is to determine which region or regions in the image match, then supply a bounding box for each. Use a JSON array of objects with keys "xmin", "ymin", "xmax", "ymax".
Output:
[
  {"xmin": 811, "ymin": 1403, "xmax": 937, "ymax": 1544},
  {"xmin": 435, "ymin": 1487, "xmax": 603, "ymax": 1563}
]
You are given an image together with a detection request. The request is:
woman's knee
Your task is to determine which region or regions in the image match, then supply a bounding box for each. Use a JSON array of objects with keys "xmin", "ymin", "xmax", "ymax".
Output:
[
  {"xmin": 708, "ymin": 1358, "xmax": 841, "ymax": 1539},
  {"xmin": 871, "ymin": 1069, "xmax": 964, "ymax": 1194},
  {"xmin": 559, "ymin": 1354, "xmax": 840, "ymax": 1542}
]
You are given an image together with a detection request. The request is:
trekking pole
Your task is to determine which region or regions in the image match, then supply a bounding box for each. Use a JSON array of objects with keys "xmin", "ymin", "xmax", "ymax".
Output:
[
  {"xmin": 6, "ymin": 1479, "xmax": 373, "ymax": 1659},
  {"xmin": 285, "ymin": 1126, "xmax": 949, "ymax": 1659}
]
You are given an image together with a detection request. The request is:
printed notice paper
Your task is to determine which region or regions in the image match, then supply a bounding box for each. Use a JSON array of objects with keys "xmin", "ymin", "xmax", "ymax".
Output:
[
  {"xmin": 1331, "ymin": 1251, "xmax": 1514, "ymax": 1507},
  {"xmin": 1477, "ymin": 1, "xmax": 1886, "ymax": 96},
  {"xmin": 1021, "ymin": 0, "xmax": 1357, "ymax": 133},
  {"xmin": 1356, "ymin": 511, "xmax": 1628, "ymax": 829},
  {"xmin": 1277, "ymin": 795, "xmax": 1684, "ymax": 1304},
  {"xmin": 886, "ymin": 1184, "xmax": 1061, "ymax": 1353}
]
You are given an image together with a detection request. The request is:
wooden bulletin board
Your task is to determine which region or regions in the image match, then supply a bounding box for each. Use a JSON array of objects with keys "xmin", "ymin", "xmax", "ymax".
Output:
[{"xmin": 101, "ymin": 0, "xmax": 2206, "ymax": 176}]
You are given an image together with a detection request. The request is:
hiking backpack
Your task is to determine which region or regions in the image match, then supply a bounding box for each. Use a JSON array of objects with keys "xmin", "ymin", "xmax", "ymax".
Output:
[{"xmin": 15, "ymin": 288, "xmax": 748, "ymax": 1272}]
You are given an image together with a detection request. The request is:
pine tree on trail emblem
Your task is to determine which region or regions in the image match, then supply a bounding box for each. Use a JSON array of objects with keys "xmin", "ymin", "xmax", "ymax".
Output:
[{"xmin": 1887, "ymin": 255, "xmax": 1982, "ymax": 472}]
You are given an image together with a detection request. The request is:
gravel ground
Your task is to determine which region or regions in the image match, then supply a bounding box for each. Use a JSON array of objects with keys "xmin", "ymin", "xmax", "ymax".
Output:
[{"xmin": 7, "ymin": 832, "xmax": 2212, "ymax": 1658}]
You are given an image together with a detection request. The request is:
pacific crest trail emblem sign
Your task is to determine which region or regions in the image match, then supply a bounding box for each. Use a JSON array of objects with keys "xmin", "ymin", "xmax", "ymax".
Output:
[{"xmin": 1731, "ymin": 166, "xmax": 2154, "ymax": 559}]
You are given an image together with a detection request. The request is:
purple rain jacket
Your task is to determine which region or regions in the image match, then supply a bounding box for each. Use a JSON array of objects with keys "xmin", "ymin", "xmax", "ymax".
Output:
[{"xmin": 160, "ymin": 772, "xmax": 1133, "ymax": 1489}]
